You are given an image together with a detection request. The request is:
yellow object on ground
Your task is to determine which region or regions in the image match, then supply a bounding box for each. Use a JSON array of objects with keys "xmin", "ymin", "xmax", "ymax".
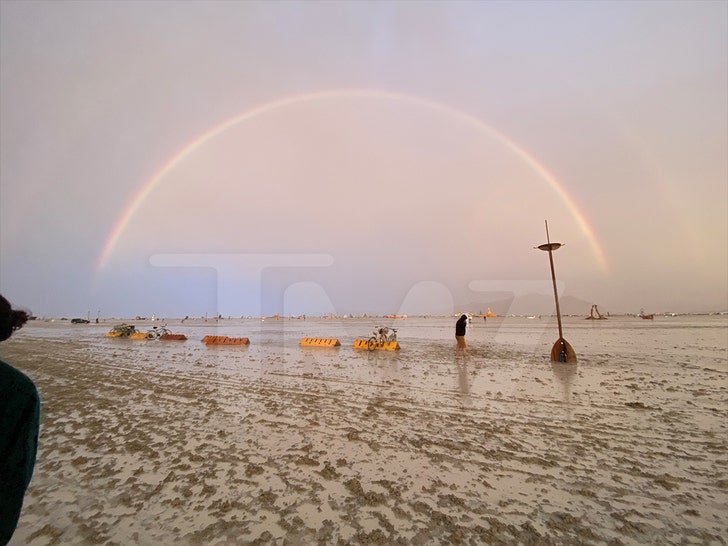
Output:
[
  {"xmin": 299, "ymin": 338, "xmax": 341, "ymax": 347},
  {"xmin": 104, "ymin": 324, "xmax": 136, "ymax": 338},
  {"xmin": 129, "ymin": 332, "xmax": 149, "ymax": 340},
  {"xmin": 353, "ymin": 339, "xmax": 400, "ymax": 351}
]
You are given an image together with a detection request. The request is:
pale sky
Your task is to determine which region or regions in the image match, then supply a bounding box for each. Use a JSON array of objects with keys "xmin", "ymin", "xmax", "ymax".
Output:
[{"xmin": 1, "ymin": 0, "xmax": 726, "ymax": 318}]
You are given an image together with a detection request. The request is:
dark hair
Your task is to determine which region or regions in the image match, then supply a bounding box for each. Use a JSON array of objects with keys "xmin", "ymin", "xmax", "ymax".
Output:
[{"xmin": 0, "ymin": 295, "xmax": 29, "ymax": 342}]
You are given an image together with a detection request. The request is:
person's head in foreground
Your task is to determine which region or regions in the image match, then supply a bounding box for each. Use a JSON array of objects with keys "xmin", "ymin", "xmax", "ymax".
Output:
[{"xmin": 0, "ymin": 294, "xmax": 29, "ymax": 342}]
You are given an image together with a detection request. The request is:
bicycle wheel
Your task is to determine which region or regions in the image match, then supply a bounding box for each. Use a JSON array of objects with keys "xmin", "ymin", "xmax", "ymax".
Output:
[{"xmin": 367, "ymin": 337, "xmax": 377, "ymax": 351}]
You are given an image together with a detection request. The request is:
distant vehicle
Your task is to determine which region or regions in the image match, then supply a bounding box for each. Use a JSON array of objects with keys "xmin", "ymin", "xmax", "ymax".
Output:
[{"xmin": 71, "ymin": 318, "xmax": 90, "ymax": 324}]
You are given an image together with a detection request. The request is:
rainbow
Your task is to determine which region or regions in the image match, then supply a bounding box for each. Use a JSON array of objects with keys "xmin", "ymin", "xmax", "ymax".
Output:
[{"xmin": 96, "ymin": 89, "xmax": 608, "ymax": 271}]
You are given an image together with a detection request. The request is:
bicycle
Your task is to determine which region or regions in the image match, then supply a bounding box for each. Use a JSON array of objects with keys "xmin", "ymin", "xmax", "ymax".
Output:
[
  {"xmin": 367, "ymin": 326, "xmax": 397, "ymax": 351},
  {"xmin": 145, "ymin": 324, "xmax": 172, "ymax": 340}
]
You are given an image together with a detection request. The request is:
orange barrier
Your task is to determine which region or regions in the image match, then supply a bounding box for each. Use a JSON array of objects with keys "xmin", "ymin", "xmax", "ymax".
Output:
[
  {"xmin": 353, "ymin": 339, "xmax": 369, "ymax": 350},
  {"xmin": 353, "ymin": 339, "xmax": 400, "ymax": 351},
  {"xmin": 299, "ymin": 338, "xmax": 341, "ymax": 347},
  {"xmin": 202, "ymin": 335, "xmax": 250, "ymax": 345},
  {"xmin": 160, "ymin": 334, "xmax": 187, "ymax": 341}
]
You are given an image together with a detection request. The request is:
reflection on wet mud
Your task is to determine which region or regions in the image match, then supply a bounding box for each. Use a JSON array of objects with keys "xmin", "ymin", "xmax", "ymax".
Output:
[
  {"xmin": 551, "ymin": 361, "xmax": 577, "ymax": 421},
  {"xmin": 455, "ymin": 358, "xmax": 471, "ymax": 398},
  {"xmin": 551, "ymin": 361, "xmax": 576, "ymax": 403}
]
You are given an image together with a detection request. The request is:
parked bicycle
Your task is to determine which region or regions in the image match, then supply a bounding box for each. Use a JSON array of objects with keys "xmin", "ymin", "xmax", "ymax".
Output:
[
  {"xmin": 145, "ymin": 324, "xmax": 172, "ymax": 340},
  {"xmin": 368, "ymin": 326, "xmax": 397, "ymax": 351}
]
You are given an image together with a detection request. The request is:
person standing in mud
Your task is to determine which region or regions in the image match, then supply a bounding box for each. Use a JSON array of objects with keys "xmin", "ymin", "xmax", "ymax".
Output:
[
  {"xmin": 455, "ymin": 313, "xmax": 468, "ymax": 356},
  {"xmin": 0, "ymin": 295, "xmax": 40, "ymax": 544}
]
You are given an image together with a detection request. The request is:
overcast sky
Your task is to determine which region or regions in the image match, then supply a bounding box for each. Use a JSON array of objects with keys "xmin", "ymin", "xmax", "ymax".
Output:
[{"xmin": 1, "ymin": 0, "xmax": 726, "ymax": 318}]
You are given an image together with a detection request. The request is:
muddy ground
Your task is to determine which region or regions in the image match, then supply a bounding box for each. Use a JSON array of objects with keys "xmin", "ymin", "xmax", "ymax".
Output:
[{"xmin": 4, "ymin": 318, "xmax": 727, "ymax": 545}]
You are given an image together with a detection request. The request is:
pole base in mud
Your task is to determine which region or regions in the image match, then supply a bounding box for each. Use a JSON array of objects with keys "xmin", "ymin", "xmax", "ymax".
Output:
[{"xmin": 551, "ymin": 338, "xmax": 577, "ymax": 363}]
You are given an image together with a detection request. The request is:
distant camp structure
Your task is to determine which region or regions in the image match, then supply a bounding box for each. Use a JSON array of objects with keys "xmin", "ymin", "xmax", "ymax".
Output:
[
  {"xmin": 585, "ymin": 304, "xmax": 607, "ymax": 320},
  {"xmin": 476, "ymin": 309, "xmax": 497, "ymax": 321}
]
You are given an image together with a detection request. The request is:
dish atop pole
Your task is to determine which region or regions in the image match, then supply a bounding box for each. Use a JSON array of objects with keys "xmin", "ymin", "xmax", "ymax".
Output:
[{"xmin": 536, "ymin": 220, "xmax": 577, "ymax": 363}]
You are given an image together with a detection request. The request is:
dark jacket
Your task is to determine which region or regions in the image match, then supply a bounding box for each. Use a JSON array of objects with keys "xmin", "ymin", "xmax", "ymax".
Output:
[
  {"xmin": 0, "ymin": 360, "xmax": 40, "ymax": 545},
  {"xmin": 455, "ymin": 315, "xmax": 468, "ymax": 336}
]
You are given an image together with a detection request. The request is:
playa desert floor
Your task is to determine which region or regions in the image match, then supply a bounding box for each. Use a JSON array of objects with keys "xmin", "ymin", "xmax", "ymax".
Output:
[{"xmin": 5, "ymin": 317, "xmax": 728, "ymax": 545}]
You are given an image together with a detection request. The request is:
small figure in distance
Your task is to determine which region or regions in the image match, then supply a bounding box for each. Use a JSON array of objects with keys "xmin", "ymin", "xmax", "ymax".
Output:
[
  {"xmin": 455, "ymin": 313, "xmax": 468, "ymax": 357},
  {"xmin": 0, "ymin": 295, "xmax": 40, "ymax": 545}
]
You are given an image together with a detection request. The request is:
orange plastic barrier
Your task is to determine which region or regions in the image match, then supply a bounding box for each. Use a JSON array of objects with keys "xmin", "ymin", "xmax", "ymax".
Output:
[
  {"xmin": 299, "ymin": 338, "xmax": 341, "ymax": 347},
  {"xmin": 160, "ymin": 334, "xmax": 187, "ymax": 341},
  {"xmin": 201, "ymin": 335, "xmax": 250, "ymax": 345},
  {"xmin": 353, "ymin": 339, "xmax": 400, "ymax": 351},
  {"xmin": 353, "ymin": 339, "xmax": 369, "ymax": 349}
]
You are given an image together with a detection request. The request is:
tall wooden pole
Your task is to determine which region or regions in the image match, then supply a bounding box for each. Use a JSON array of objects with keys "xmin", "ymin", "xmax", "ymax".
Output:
[
  {"xmin": 545, "ymin": 220, "xmax": 564, "ymax": 340},
  {"xmin": 536, "ymin": 220, "xmax": 577, "ymax": 363}
]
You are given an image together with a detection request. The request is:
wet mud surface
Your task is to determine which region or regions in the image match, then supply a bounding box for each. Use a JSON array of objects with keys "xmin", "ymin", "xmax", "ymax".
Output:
[{"xmin": 4, "ymin": 317, "xmax": 727, "ymax": 545}]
